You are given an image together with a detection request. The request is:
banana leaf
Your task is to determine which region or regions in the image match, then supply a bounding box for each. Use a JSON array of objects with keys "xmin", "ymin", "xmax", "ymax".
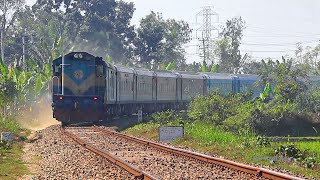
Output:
[
  {"xmin": 0, "ymin": 57, "xmax": 8, "ymax": 77},
  {"xmin": 35, "ymin": 74, "xmax": 42, "ymax": 95}
]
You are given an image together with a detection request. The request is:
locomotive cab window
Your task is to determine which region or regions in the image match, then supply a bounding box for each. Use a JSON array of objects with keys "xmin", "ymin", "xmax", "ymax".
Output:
[
  {"xmin": 53, "ymin": 65, "xmax": 61, "ymax": 76},
  {"xmin": 96, "ymin": 65, "xmax": 104, "ymax": 77}
]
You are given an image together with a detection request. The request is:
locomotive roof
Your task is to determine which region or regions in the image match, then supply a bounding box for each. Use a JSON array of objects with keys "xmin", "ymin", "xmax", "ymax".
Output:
[
  {"xmin": 175, "ymin": 71, "xmax": 205, "ymax": 79},
  {"xmin": 153, "ymin": 70, "xmax": 179, "ymax": 78},
  {"xmin": 202, "ymin": 72, "xmax": 233, "ymax": 80},
  {"xmin": 135, "ymin": 68, "xmax": 155, "ymax": 76},
  {"xmin": 52, "ymin": 52, "xmax": 97, "ymax": 63},
  {"xmin": 114, "ymin": 65, "xmax": 135, "ymax": 74},
  {"xmin": 234, "ymin": 74, "xmax": 259, "ymax": 80}
]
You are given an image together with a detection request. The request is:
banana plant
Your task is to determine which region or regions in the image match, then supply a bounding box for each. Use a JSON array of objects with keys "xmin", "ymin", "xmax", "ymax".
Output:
[
  {"xmin": 0, "ymin": 57, "xmax": 9, "ymax": 78},
  {"xmin": 165, "ymin": 61, "xmax": 176, "ymax": 70}
]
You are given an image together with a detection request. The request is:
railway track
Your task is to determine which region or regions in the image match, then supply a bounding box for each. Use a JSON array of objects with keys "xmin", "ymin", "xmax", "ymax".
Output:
[
  {"xmin": 61, "ymin": 126, "xmax": 304, "ymax": 180},
  {"xmin": 61, "ymin": 127, "xmax": 156, "ymax": 179}
]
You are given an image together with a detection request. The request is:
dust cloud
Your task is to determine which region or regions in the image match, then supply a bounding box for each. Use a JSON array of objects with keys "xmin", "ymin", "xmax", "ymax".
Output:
[{"xmin": 17, "ymin": 96, "xmax": 60, "ymax": 131}]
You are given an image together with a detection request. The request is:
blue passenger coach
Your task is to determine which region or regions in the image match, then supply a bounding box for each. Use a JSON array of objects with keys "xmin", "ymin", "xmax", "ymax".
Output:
[{"xmin": 51, "ymin": 52, "xmax": 270, "ymax": 125}]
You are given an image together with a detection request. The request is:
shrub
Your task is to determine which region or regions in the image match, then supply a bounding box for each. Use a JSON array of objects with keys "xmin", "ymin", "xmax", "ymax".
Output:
[
  {"xmin": 188, "ymin": 93, "xmax": 242, "ymax": 125},
  {"xmin": 274, "ymin": 144, "xmax": 318, "ymax": 168},
  {"xmin": 152, "ymin": 110, "xmax": 184, "ymax": 125},
  {"xmin": 255, "ymin": 136, "xmax": 271, "ymax": 147},
  {"xmin": 250, "ymin": 100, "xmax": 298, "ymax": 135},
  {"xmin": 223, "ymin": 101, "xmax": 257, "ymax": 132},
  {"xmin": 296, "ymin": 86, "xmax": 320, "ymax": 113},
  {"xmin": 0, "ymin": 116, "xmax": 20, "ymax": 134}
]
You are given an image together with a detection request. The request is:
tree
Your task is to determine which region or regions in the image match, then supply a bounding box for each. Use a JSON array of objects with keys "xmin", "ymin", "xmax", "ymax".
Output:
[
  {"xmin": 32, "ymin": 0, "xmax": 136, "ymax": 64},
  {"xmin": 0, "ymin": 0, "xmax": 25, "ymax": 31},
  {"xmin": 258, "ymin": 57, "xmax": 308, "ymax": 102},
  {"xmin": 165, "ymin": 61, "xmax": 176, "ymax": 70},
  {"xmin": 201, "ymin": 59, "xmax": 207, "ymax": 72},
  {"xmin": 293, "ymin": 42, "xmax": 320, "ymax": 75},
  {"xmin": 0, "ymin": 0, "xmax": 25, "ymax": 64},
  {"xmin": 214, "ymin": 17, "xmax": 246, "ymax": 73},
  {"xmin": 210, "ymin": 64, "xmax": 219, "ymax": 73},
  {"xmin": 186, "ymin": 61, "xmax": 201, "ymax": 72},
  {"xmin": 134, "ymin": 12, "xmax": 191, "ymax": 69},
  {"xmin": 242, "ymin": 61, "xmax": 262, "ymax": 74}
]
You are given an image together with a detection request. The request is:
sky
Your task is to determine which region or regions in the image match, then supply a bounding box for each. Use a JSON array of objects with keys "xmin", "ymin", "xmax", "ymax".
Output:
[{"xmin": 26, "ymin": 0, "xmax": 320, "ymax": 64}]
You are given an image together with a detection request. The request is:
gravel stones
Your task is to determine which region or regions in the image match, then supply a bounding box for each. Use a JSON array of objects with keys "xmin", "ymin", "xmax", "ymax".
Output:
[
  {"xmin": 67, "ymin": 127, "xmax": 266, "ymax": 180},
  {"xmin": 22, "ymin": 125, "xmax": 132, "ymax": 179}
]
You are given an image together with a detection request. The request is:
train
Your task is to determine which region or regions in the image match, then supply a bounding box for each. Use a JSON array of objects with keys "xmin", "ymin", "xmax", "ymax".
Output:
[{"xmin": 51, "ymin": 52, "xmax": 315, "ymax": 125}]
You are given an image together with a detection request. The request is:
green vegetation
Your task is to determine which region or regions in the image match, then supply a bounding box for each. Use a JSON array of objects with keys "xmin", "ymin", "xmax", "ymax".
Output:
[
  {"xmin": 0, "ymin": 117, "xmax": 20, "ymax": 134},
  {"xmin": 0, "ymin": 0, "xmax": 319, "ymax": 179},
  {"xmin": 125, "ymin": 111, "xmax": 320, "ymax": 179},
  {"xmin": 125, "ymin": 59, "xmax": 320, "ymax": 178},
  {"xmin": 0, "ymin": 142, "xmax": 30, "ymax": 180},
  {"xmin": 0, "ymin": 116, "xmax": 30, "ymax": 179}
]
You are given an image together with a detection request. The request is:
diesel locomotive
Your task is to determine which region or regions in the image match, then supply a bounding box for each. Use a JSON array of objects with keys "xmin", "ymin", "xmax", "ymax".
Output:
[{"xmin": 51, "ymin": 52, "xmax": 265, "ymax": 124}]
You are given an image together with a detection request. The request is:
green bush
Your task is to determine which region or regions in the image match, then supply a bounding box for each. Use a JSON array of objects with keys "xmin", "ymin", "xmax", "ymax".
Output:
[
  {"xmin": 152, "ymin": 110, "xmax": 184, "ymax": 125},
  {"xmin": 274, "ymin": 144, "xmax": 318, "ymax": 168},
  {"xmin": 0, "ymin": 116, "xmax": 20, "ymax": 134},
  {"xmin": 0, "ymin": 78, "xmax": 17, "ymax": 109},
  {"xmin": 250, "ymin": 100, "xmax": 298, "ymax": 135},
  {"xmin": 187, "ymin": 91, "xmax": 306, "ymax": 135},
  {"xmin": 255, "ymin": 136, "xmax": 271, "ymax": 147},
  {"xmin": 296, "ymin": 86, "xmax": 320, "ymax": 113},
  {"xmin": 188, "ymin": 93, "xmax": 242, "ymax": 125},
  {"xmin": 223, "ymin": 101, "xmax": 257, "ymax": 132}
]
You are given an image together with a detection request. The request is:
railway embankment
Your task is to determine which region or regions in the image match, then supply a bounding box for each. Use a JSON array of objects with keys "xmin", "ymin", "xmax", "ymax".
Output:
[
  {"xmin": 124, "ymin": 110, "xmax": 320, "ymax": 179},
  {"xmin": 4, "ymin": 116, "xmax": 317, "ymax": 179},
  {"xmin": 0, "ymin": 116, "xmax": 30, "ymax": 179},
  {"xmin": 22, "ymin": 125, "xmax": 133, "ymax": 179}
]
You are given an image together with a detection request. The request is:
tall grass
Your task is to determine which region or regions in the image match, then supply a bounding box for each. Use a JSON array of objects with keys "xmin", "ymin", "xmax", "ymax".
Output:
[
  {"xmin": 126, "ymin": 119, "xmax": 255, "ymax": 146},
  {"xmin": 295, "ymin": 141, "xmax": 320, "ymax": 163},
  {"xmin": 0, "ymin": 116, "xmax": 20, "ymax": 134},
  {"xmin": 184, "ymin": 121, "xmax": 256, "ymax": 146}
]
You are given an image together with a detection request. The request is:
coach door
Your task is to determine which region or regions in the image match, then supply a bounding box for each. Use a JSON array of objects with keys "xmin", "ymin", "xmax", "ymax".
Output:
[
  {"xmin": 107, "ymin": 68, "xmax": 116, "ymax": 103},
  {"xmin": 152, "ymin": 76, "xmax": 157, "ymax": 101},
  {"xmin": 202, "ymin": 78, "xmax": 207, "ymax": 96},
  {"xmin": 232, "ymin": 76, "xmax": 240, "ymax": 93},
  {"xmin": 176, "ymin": 78, "xmax": 182, "ymax": 101},
  {"xmin": 133, "ymin": 75, "xmax": 137, "ymax": 101}
]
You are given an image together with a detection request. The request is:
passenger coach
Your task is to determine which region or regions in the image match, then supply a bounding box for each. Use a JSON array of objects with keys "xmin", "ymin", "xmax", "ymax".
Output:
[{"xmin": 51, "ymin": 52, "xmax": 262, "ymax": 125}]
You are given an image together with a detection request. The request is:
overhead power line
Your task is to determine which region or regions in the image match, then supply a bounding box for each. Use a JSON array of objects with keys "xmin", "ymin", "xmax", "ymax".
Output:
[
  {"xmin": 241, "ymin": 49, "xmax": 296, "ymax": 52},
  {"xmin": 246, "ymin": 24, "xmax": 320, "ymax": 37},
  {"xmin": 185, "ymin": 39, "xmax": 320, "ymax": 48},
  {"xmin": 242, "ymin": 40, "xmax": 320, "ymax": 46}
]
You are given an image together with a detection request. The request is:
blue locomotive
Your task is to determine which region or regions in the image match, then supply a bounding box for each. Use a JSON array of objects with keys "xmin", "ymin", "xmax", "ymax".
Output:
[{"xmin": 51, "ymin": 52, "xmax": 264, "ymax": 124}]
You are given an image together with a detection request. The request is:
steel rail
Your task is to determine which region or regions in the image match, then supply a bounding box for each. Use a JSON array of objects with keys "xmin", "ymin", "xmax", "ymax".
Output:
[
  {"xmin": 60, "ymin": 127, "xmax": 158, "ymax": 180},
  {"xmin": 93, "ymin": 126, "xmax": 304, "ymax": 180}
]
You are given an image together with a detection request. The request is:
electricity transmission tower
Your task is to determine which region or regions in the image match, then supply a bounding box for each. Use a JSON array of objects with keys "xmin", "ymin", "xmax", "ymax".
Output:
[{"xmin": 196, "ymin": 6, "xmax": 219, "ymax": 65}]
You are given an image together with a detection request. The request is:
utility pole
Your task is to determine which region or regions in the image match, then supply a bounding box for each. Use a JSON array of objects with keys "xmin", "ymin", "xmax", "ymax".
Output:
[
  {"xmin": 196, "ymin": 6, "xmax": 219, "ymax": 65},
  {"xmin": 22, "ymin": 30, "xmax": 27, "ymax": 69},
  {"xmin": 0, "ymin": 28, "xmax": 4, "ymax": 62},
  {"xmin": 22, "ymin": 30, "xmax": 36, "ymax": 70}
]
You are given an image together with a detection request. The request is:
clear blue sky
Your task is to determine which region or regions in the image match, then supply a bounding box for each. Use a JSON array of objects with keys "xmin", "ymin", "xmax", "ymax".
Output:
[{"xmin": 26, "ymin": 0, "xmax": 320, "ymax": 63}]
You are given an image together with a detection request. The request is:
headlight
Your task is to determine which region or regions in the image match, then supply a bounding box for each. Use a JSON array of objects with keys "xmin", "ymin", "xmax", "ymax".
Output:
[
  {"xmin": 78, "ymin": 53, "xmax": 83, "ymax": 58},
  {"xmin": 74, "ymin": 53, "xmax": 79, "ymax": 58}
]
